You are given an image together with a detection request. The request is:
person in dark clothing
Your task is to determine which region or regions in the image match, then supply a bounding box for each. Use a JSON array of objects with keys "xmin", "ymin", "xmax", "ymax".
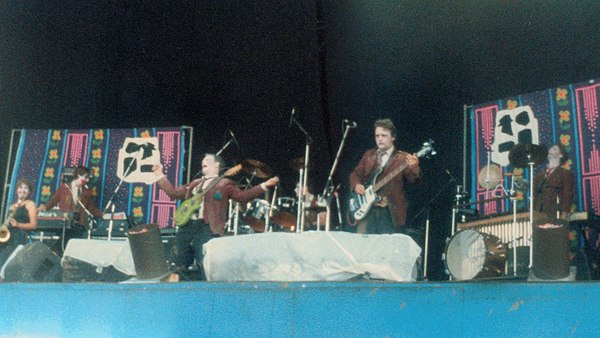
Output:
[{"xmin": 0, "ymin": 179, "xmax": 38, "ymax": 269}]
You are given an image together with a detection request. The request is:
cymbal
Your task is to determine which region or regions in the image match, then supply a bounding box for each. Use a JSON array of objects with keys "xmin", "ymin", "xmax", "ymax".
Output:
[
  {"xmin": 241, "ymin": 159, "xmax": 272, "ymax": 178},
  {"xmin": 289, "ymin": 157, "xmax": 312, "ymax": 171},
  {"xmin": 478, "ymin": 164, "xmax": 501, "ymax": 190},
  {"xmin": 508, "ymin": 143, "xmax": 547, "ymax": 168}
]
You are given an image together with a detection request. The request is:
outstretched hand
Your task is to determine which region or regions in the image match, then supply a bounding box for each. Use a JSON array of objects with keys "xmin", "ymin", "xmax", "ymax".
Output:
[
  {"xmin": 152, "ymin": 164, "xmax": 164, "ymax": 176},
  {"xmin": 265, "ymin": 176, "xmax": 280, "ymax": 187}
]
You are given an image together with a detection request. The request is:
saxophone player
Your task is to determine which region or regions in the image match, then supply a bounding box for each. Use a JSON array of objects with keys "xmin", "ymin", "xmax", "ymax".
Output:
[{"xmin": 0, "ymin": 179, "xmax": 38, "ymax": 268}]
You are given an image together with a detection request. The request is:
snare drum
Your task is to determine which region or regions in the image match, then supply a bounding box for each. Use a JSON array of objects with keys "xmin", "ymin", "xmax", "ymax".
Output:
[
  {"xmin": 243, "ymin": 199, "xmax": 271, "ymax": 232},
  {"xmin": 444, "ymin": 229, "xmax": 506, "ymax": 280}
]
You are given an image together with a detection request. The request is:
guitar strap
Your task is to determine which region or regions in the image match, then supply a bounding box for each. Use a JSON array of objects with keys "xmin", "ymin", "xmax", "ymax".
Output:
[
  {"xmin": 191, "ymin": 178, "xmax": 207, "ymax": 220},
  {"xmin": 381, "ymin": 151, "xmax": 398, "ymax": 171}
]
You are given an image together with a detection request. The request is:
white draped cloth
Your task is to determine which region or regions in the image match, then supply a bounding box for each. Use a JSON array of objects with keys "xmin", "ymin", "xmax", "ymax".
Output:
[
  {"xmin": 203, "ymin": 231, "xmax": 421, "ymax": 282},
  {"xmin": 62, "ymin": 239, "xmax": 136, "ymax": 276}
]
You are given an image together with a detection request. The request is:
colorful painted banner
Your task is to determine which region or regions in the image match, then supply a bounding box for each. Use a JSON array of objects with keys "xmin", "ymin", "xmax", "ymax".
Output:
[
  {"xmin": 8, "ymin": 127, "xmax": 186, "ymax": 229},
  {"xmin": 471, "ymin": 79, "xmax": 600, "ymax": 216}
]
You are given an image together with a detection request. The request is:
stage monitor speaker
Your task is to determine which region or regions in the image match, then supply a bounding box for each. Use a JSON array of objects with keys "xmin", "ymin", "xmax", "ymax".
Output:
[
  {"xmin": 3, "ymin": 242, "xmax": 62, "ymax": 282},
  {"xmin": 62, "ymin": 256, "xmax": 131, "ymax": 283},
  {"xmin": 128, "ymin": 224, "xmax": 169, "ymax": 279}
]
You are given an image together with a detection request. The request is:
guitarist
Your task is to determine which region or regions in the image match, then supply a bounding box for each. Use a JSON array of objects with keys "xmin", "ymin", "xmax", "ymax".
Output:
[
  {"xmin": 349, "ymin": 118, "xmax": 421, "ymax": 235},
  {"xmin": 153, "ymin": 153, "xmax": 279, "ymax": 278}
]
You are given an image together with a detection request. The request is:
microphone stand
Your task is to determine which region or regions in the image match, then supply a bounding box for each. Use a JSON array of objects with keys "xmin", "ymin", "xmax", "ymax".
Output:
[
  {"xmin": 102, "ymin": 148, "xmax": 144, "ymax": 240},
  {"xmin": 64, "ymin": 183, "xmax": 98, "ymax": 242},
  {"xmin": 334, "ymin": 185, "xmax": 343, "ymax": 227},
  {"xmin": 191, "ymin": 135, "xmax": 236, "ymax": 180},
  {"xmin": 216, "ymin": 136, "xmax": 235, "ymax": 157},
  {"xmin": 290, "ymin": 113, "xmax": 312, "ymax": 233},
  {"xmin": 320, "ymin": 123, "xmax": 354, "ymax": 231},
  {"xmin": 408, "ymin": 174, "xmax": 456, "ymax": 281},
  {"xmin": 528, "ymin": 160, "xmax": 536, "ymax": 270},
  {"xmin": 103, "ymin": 151, "xmax": 139, "ymax": 214}
]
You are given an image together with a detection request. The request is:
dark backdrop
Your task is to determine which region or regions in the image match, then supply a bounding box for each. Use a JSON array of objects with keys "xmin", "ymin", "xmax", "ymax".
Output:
[{"xmin": 1, "ymin": 1, "xmax": 600, "ymax": 280}]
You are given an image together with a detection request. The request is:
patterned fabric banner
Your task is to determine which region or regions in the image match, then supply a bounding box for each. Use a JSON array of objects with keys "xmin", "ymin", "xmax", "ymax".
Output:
[
  {"xmin": 8, "ymin": 127, "xmax": 186, "ymax": 229},
  {"xmin": 470, "ymin": 79, "xmax": 600, "ymax": 216}
]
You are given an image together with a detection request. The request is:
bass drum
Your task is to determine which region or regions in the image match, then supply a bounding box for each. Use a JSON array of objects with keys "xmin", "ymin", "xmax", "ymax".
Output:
[{"xmin": 444, "ymin": 229, "xmax": 506, "ymax": 280}]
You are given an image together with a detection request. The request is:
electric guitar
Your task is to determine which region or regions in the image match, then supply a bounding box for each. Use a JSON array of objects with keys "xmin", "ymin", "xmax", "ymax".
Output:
[
  {"xmin": 348, "ymin": 140, "xmax": 435, "ymax": 222},
  {"xmin": 174, "ymin": 164, "xmax": 241, "ymax": 227}
]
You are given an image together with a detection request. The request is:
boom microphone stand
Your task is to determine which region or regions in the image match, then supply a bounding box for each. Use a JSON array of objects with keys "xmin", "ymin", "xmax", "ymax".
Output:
[
  {"xmin": 191, "ymin": 131, "xmax": 237, "ymax": 180},
  {"xmin": 103, "ymin": 148, "xmax": 142, "ymax": 216},
  {"xmin": 290, "ymin": 109, "xmax": 312, "ymax": 232},
  {"xmin": 64, "ymin": 183, "xmax": 99, "ymax": 242},
  {"xmin": 320, "ymin": 120, "xmax": 357, "ymax": 231},
  {"xmin": 409, "ymin": 169, "xmax": 457, "ymax": 280}
]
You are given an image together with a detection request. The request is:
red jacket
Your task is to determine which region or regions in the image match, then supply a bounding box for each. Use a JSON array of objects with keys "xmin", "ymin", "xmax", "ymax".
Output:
[
  {"xmin": 349, "ymin": 149, "xmax": 421, "ymax": 226},
  {"xmin": 44, "ymin": 183, "xmax": 103, "ymax": 225},
  {"xmin": 158, "ymin": 177, "xmax": 266, "ymax": 236}
]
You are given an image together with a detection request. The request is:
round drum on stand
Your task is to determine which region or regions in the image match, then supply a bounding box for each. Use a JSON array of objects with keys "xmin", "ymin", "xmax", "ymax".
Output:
[
  {"xmin": 445, "ymin": 229, "xmax": 507, "ymax": 280},
  {"xmin": 531, "ymin": 217, "xmax": 570, "ymax": 280},
  {"xmin": 128, "ymin": 224, "xmax": 169, "ymax": 279}
]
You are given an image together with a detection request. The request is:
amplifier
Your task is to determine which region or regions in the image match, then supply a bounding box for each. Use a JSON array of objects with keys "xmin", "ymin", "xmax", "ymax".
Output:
[{"xmin": 91, "ymin": 213, "xmax": 131, "ymax": 237}]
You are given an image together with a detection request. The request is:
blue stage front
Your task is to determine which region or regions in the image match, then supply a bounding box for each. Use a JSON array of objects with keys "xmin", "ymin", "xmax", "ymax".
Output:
[{"xmin": 0, "ymin": 281, "xmax": 596, "ymax": 337}]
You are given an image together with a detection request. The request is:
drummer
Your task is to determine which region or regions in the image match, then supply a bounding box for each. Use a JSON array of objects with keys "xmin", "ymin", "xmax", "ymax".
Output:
[{"xmin": 294, "ymin": 182, "xmax": 327, "ymax": 229}]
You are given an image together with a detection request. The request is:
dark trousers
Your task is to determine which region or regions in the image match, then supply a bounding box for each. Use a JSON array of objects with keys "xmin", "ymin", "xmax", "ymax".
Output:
[
  {"xmin": 173, "ymin": 219, "xmax": 218, "ymax": 273},
  {"xmin": 357, "ymin": 206, "xmax": 423, "ymax": 246},
  {"xmin": 357, "ymin": 206, "xmax": 395, "ymax": 234}
]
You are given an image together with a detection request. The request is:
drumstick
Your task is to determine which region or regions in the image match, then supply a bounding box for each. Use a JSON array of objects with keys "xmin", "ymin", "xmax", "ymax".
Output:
[{"xmin": 268, "ymin": 184, "xmax": 278, "ymax": 218}]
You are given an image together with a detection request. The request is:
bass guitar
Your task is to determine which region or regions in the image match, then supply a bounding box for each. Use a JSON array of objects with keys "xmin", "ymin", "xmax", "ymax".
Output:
[
  {"xmin": 348, "ymin": 140, "xmax": 435, "ymax": 222},
  {"xmin": 174, "ymin": 164, "xmax": 241, "ymax": 227}
]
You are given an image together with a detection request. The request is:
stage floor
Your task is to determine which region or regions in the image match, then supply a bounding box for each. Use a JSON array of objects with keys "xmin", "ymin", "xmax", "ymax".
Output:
[{"xmin": 0, "ymin": 280, "xmax": 597, "ymax": 337}]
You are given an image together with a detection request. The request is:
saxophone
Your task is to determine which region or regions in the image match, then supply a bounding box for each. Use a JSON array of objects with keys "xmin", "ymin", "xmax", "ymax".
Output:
[{"xmin": 0, "ymin": 207, "xmax": 15, "ymax": 243}]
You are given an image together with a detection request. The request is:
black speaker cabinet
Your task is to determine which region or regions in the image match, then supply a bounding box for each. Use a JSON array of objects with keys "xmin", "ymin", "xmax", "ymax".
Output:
[
  {"xmin": 62, "ymin": 256, "xmax": 131, "ymax": 283},
  {"xmin": 3, "ymin": 242, "xmax": 62, "ymax": 282},
  {"xmin": 128, "ymin": 224, "xmax": 169, "ymax": 279}
]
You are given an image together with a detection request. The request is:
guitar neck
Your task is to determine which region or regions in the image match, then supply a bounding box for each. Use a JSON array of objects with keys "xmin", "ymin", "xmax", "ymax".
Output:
[
  {"xmin": 192, "ymin": 173, "xmax": 227, "ymax": 200},
  {"xmin": 372, "ymin": 162, "xmax": 408, "ymax": 193},
  {"xmin": 371, "ymin": 146, "xmax": 430, "ymax": 193}
]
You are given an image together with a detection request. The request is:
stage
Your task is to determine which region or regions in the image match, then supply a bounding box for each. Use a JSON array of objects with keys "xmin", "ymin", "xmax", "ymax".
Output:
[{"xmin": 0, "ymin": 280, "xmax": 597, "ymax": 337}]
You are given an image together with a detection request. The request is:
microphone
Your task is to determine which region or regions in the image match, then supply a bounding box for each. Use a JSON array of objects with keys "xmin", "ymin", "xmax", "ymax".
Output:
[
  {"xmin": 444, "ymin": 169, "xmax": 458, "ymax": 183},
  {"xmin": 343, "ymin": 119, "xmax": 357, "ymax": 128},
  {"xmin": 289, "ymin": 108, "xmax": 296, "ymax": 127},
  {"xmin": 228, "ymin": 129, "xmax": 239, "ymax": 147}
]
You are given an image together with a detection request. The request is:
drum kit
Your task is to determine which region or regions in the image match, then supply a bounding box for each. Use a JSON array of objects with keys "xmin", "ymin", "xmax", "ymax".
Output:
[
  {"xmin": 226, "ymin": 158, "xmax": 328, "ymax": 235},
  {"xmin": 445, "ymin": 143, "xmax": 548, "ymax": 280}
]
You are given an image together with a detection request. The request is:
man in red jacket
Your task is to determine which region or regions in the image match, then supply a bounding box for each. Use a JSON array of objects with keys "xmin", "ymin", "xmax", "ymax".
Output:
[
  {"xmin": 154, "ymin": 154, "xmax": 279, "ymax": 278},
  {"xmin": 350, "ymin": 118, "xmax": 421, "ymax": 235},
  {"xmin": 39, "ymin": 166, "xmax": 103, "ymax": 255},
  {"xmin": 533, "ymin": 144, "xmax": 574, "ymax": 220}
]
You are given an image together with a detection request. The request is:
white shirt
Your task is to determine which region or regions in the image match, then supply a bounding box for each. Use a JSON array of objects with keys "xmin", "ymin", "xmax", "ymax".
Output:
[
  {"xmin": 378, "ymin": 147, "xmax": 394, "ymax": 167},
  {"xmin": 190, "ymin": 176, "xmax": 216, "ymax": 220}
]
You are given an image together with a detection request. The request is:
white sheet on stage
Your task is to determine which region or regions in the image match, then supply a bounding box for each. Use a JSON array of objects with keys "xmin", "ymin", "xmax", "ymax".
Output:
[
  {"xmin": 203, "ymin": 231, "xmax": 421, "ymax": 282},
  {"xmin": 62, "ymin": 239, "xmax": 136, "ymax": 276}
]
